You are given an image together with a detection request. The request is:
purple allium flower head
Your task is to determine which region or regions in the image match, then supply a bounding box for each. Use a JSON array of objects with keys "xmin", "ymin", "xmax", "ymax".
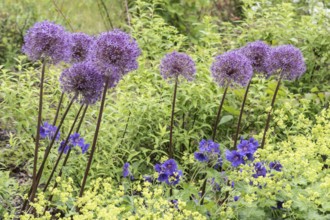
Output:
[
  {"xmin": 160, "ymin": 51, "xmax": 196, "ymax": 81},
  {"xmin": 69, "ymin": 33, "xmax": 94, "ymax": 63},
  {"xmin": 252, "ymin": 162, "xmax": 267, "ymax": 178},
  {"xmin": 40, "ymin": 122, "xmax": 60, "ymax": 140},
  {"xmin": 268, "ymin": 45, "xmax": 306, "ymax": 80},
  {"xmin": 60, "ymin": 62, "xmax": 104, "ymax": 105},
  {"xmin": 89, "ymin": 29, "xmax": 141, "ymax": 87},
  {"xmin": 269, "ymin": 161, "xmax": 283, "ymax": 171},
  {"xmin": 22, "ymin": 21, "xmax": 71, "ymax": 64},
  {"xmin": 225, "ymin": 150, "xmax": 244, "ymax": 167},
  {"xmin": 241, "ymin": 41, "xmax": 271, "ymax": 74},
  {"xmin": 211, "ymin": 50, "xmax": 253, "ymax": 87}
]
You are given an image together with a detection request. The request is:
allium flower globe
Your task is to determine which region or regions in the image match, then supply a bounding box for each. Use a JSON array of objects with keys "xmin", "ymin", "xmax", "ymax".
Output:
[
  {"xmin": 22, "ymin": 21, "xmax": 71, "ymax": 63},
  {"xmin": 160, "ymin": 51, "xmax": 196, "ymax": 81},
  {"xmin": 211, "ymin": 50, "xmax": 253, "ymax": 87},
  {"xmin": 70, "ymin": 33, "xmax": 94, "ymax": 63},
  {"xmin": 89, "ymin": 29, "xmax": 141, "ymax": 87},
  {"xmin": 268, "ymin": 45, "xmax": 306, "ymax": 80},
  {"xmin": 240, "ymin": 41, "xmax": 271, "ymax": 74},
  {"xmin": 60, "ymin": 62, "xmax": 104, "ymax": 105}
]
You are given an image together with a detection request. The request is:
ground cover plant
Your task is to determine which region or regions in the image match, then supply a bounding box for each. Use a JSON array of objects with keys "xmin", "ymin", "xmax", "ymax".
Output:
[{"xmin": 0, "ymin": 0, "xmax": 329, "ymax": 219}]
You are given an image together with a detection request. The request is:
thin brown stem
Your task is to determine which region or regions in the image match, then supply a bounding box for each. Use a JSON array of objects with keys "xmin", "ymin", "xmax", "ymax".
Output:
[
  {"xmin": 21, "ymin": 96, "xmax": 75, "ymax": 212},
  {"xmin": 169, "ymin": 77, "xmax": 178, "ymax": 159},
  {"xmin": 43, "ymin": 105, "xmax": 88, "ymax": 214},
  {"xmin": 260, "ymin": 75, "xmax": 283, "ymax": 149},
  {"xmin": 124, "ymin": 0, "xmax": 131, "ymax": 26},
  {"xmin": 42, "ymin": 104, "xmax": 84, "ymax": 193},
  {"xmin": 200, "ymin": 178, "xmax": 207, "ymax": 205},
  {"xmin": 233, "ymin": 79, "xmax": 252, "ymax": 148},
  {"xmin": 212, "ymin": 86, "xmax": 228, "ymax": 141},
  {"xmin": 53, "ymin": 92, "xmax": 64, "ymax": 126},
  {"xmin": 79, "ymin": 78, "xmax": 109, "ymax": 197},
  {"xmin": 32, "ymin": 58, "xmax": 46, "ymax": 208},
  {"xmin": 51, "ymin": 0, "xmax": 74, "ymax": 32}
]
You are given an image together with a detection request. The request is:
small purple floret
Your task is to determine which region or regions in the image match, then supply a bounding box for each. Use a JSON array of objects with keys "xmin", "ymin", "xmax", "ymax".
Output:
[
  {"xmin": 160, "ymin": 51, "xmax": 196, "ymax": 81},
  {"xmin": 252, "ymin": 162, "xmax": 267, "ymax": 178},
  {"xmin": 40, "ymin": 122, "xmax": 60, "ymax": 140},
  {"xmin": 269, "ymin": 161, "xmax": 283, "ymax": 171},
  {"xmin": 155, "ymin": 159, "xmax": 182, "ymax": 186},
  {"xmin": 211, "ymin": 50, "xmax": 253, "ymax": 87},
  {"xmin": 225, "ymin": 150, "xmax": 244, "ymax": 167}
]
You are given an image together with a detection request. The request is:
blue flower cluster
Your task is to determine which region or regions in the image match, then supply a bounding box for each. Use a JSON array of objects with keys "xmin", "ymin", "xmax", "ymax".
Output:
[
  {"xmin": 194, "ymin": 140, "xmax": 222, "ymax": 166},
  {"xmin": 58, "ymin": 133, "xmax": 89, "ymax": 154},
  {"xmin": 154, "ymin": 159, "xmax": 182, "ymax": 186},
  {"xmin": 122, "ymin": 162, "xmax": 134, "ymax": 180},
  {"xmin": 40, "ymin": 122, "xmax": 60, "ymax": 141},
  {"xmin": 252, "ymin": 161, "xmax": 283, "ymax": 179},
  {"xmin": 226, "ymin": 137, "xmax": 258, "ymax": 167}
]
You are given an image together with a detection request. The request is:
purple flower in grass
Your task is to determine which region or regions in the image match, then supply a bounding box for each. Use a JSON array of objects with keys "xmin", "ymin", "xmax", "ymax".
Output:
[
  {"xmin": 69, "ymin": 33, "xmax": 94, "ymax": 63},
  {"xmin": 89, "ymin": 29, "xmax": 141, "ymax": 86},
  {"xmin": 252, "ymin": 162, "xmax": 267, "ymax": 178},
  {"xmin": 211, "ymin": 50, "xmax": 253, "ymax": 87},
  {"xmin": 143, "ymin": 175, "xmax": 153, "ymax": 183},
  {"xmin": 268, "ymin": 45, "xmax": 306, "ymax": 80},
  {"xmin": 234, "ymin": 196, "xmax": 240, "ymax": 201},
  {"xmin": 194, "ymin": 152, "xmax": 208, "ymax": 162},
  {"xmin": 22, "ymin": 21, "xmax": 71, "ymax": 64},
  {"xmin": 123, "ymin": 162, "xmax": 130, "ymax": 177},
  {"xmin": 58, "ymin": 140, "xmax": 71, "ymax": 154},
  {"xmin": 40, "ymin": 122, "xmax": 60, "ymax": 140},
  {"xmin": 226, "ymin": 150, "xmax": 244, "ymax": 167},
  {"xmin": 160, "ymin": 51, "xmax": 196, "ymax": 81},
  {"xmin": 269, "ymin": 161, "xmax": 283, "ymax": 171},
  {"xmin": 195, "ymin": 139, "xmax": 221, "ymax": 164},
  {"xmin": 155, "ymin": 159, "xmax": 182, "ymax": 186},
  {"xmin": 60, "ymin": 62, "xmax": 104, "ymax": 105},
  {"xmin": 240, "ymin": 41, "xmax": 271, "ymax": 74}
]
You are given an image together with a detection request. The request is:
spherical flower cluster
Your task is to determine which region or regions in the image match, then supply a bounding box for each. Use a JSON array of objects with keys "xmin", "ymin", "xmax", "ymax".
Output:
[
  {"xmin": 69, "ymin": 33, "xmax": 94, "ymax": 63},
  {"xmin": 211, "ymin": 50, "xmax": 253, "ymax": 87},
  {"xmin": 194, "ymin": 140, "xmax": 222, "ymax": 167},
  {"xmin": 122, "ymin": 162, "xmax": 134, "ymax": 180},
  {"xmin": 226, "ymin": 137, "xmax": 259, "ymax": 167},
  {"xmin": 267, "ymin": 45, "xmax": 306, "ymax": 80},
  {"xmin": 159, "ymin": 51, "xmax": 196, "ymax": 81},
  {"xmin": 89, "ymin": 29, "xmax": 141, "ymax": 86},
  {"xmin": 154, "ymin": 159, "xmax": 182, "ymax": 186},
  {"xmin": 58, "ymin": 133, "xmax": 89, "ymax": 154},
  {"xmin": 22, "ymin": 21, "xmax": 71, "ymax": 64},
  {"xmin": 40, "ymin": 121, "xmax": 60, "ymax": 141},
  {"xmin": 240, "ymin": 41, "xmax": 271, "ymax": 74},
  {"xmin": 59, "ymin": 62, "xmax": 104, "ymax": 105}
]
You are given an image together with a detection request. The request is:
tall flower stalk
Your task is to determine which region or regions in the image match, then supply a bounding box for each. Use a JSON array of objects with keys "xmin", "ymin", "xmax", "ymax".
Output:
[
  {"xmin": 159, "ymin": 51, "xmax": 196, "ymax": 158},
  {"xmin": 79, "ymin": 29, "xmax": 141, "ymax": 197},
  {"xmin": 233, "ymin": 41, "xmax": 271, "ymax": 148},
  {"xmin": 21, "ymin": 21, "xmax": 71, "ymax": 211},
  {"xmin": 260, "ymin": 45, "xmax": 306, "ymax": 148}
]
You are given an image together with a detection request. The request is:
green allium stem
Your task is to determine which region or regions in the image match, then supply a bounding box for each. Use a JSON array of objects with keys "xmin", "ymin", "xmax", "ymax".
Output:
[
  {"xmin": 212, "ymin": 86, "xmax": 228, "ymax": 141},
  {"xmin": 79, "ymin": 77, "xmax": 110, "ymax": 197},
  {"xmin": 261, "ymin": 74, "xmax": 283, "ymax": 149},
  {"xmin": 169, "ymin": 76, "xmax": 178, "ymax": 159},
  {"xmin": 53, "ymin": 92, "xmax": 64, "ymax": 126},
  {"xmin": 200, "ymin": 177, "xmax": 207, "ymax": 205},
  {"xmin": 233, "ymin": 79, "xmax": 252, "ymax": 148}
]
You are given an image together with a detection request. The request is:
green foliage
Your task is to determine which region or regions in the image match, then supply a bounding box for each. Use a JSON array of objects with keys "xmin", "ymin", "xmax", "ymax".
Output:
[{"xmin": 0, "ymin": 171, "xmax": 18, "ymax": 216}]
